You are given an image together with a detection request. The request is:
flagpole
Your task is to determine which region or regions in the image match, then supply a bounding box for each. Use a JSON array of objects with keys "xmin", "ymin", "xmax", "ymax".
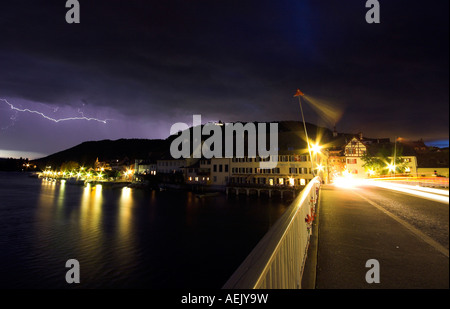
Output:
[{"xmin": 295, "ymin": 90, "xmax": 315, "ymax": 177}]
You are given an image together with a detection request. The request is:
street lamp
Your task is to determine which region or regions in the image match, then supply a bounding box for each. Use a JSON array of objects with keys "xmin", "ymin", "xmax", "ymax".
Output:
[
  {"xmin": 387, "ymin": 163, "xmax": 396, "ymax": 174},
  {"xmin": 310, "ymin": 142, "xmax": 323, "ymax": 155},
  {"xmin": 294, "ymin": 89, "xmax": 315, "ymax": 177},
  {"xmin": 316, "ymin": 163, "xmax": 324, "ymax": 172}
]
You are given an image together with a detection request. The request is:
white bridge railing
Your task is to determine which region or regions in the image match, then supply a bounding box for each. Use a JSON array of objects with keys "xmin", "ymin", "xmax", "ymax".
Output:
[{"xmin": 223, "ymin": 176, "xmax": 321, "ymax": 289}]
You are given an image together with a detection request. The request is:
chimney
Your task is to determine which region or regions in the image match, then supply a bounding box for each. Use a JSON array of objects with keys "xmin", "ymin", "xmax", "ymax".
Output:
[{"xmin": 358, "ymin": 132, "xmax": 363, "ymax": 140}]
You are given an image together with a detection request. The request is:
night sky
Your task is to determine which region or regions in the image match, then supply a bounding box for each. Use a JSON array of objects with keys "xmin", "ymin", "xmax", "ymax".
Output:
[{"xmin": 0, "ymin": 0, "xmax": 448, "ymax": 159}]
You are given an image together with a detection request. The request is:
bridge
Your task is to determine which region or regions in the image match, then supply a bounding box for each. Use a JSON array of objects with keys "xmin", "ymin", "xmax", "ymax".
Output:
[{"xmin": 223, "ymin": 176, "xmax": 449, "ymax": 289}]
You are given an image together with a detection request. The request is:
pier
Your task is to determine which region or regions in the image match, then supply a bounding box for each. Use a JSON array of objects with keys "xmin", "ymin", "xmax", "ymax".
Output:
[{"xmin": 225, "ymin": 185, "xmax": 302, "ymax": 199}]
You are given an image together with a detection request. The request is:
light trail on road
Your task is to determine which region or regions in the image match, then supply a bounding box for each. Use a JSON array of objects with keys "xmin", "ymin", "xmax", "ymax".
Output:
[{"xmin": 362, "ymin": 179, "xmax": 449, "ymax": 205}]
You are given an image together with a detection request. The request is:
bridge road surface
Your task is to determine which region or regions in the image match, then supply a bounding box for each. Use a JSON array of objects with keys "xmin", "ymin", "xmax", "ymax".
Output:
[{"xmin": 314, "ymin": 184, "xmax": 449, "ymax": 289}]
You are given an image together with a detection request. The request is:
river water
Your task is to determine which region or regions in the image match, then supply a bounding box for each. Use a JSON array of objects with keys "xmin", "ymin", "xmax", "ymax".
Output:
[{"xmin": 0, "ymin": 172, "xmax": 291, "ymax": 289}]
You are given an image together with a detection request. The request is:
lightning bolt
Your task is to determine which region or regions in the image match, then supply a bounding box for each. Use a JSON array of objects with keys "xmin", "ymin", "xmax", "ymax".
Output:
[{"xmin": 1, "ymin": 98, "xmax": 109, "ymax": 124}]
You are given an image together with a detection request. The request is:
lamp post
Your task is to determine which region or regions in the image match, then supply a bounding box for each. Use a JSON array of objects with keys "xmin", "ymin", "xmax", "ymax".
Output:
[
  {"xmin": 311, "ymin": 142, "xmax": 326, "ymax": 182},
  {"xmin": 294, "ymin": 89, "xmax": 316, "ymax": 177},
  {"xmin": 393, "ymin": 136, "xmax": 397, "ymax": 178}
]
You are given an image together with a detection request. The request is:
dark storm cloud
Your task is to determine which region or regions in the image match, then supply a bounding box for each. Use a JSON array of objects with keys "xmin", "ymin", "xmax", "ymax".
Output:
[{"xmin": 0, "ymin": 0, "xmax": 448, "ymax": 145}]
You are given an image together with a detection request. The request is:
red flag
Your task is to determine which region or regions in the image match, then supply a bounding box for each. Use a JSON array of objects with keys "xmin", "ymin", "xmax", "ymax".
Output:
[{"xmin": 293, "ymin": 89, "xmax": 304, "ymax": 97}]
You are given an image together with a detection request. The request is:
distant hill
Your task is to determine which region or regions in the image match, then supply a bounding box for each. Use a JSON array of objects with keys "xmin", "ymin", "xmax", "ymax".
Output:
[
  {"xmin": 8, "ymin": 120, "xmax": 449, "ymax": 172},
  {"xmin": 34, "ymin": 138, "xmax": 169, "ymax": 169},
  {"xmin": 31, "ymin": 121, "xmax": 347, "ymax": 170}
]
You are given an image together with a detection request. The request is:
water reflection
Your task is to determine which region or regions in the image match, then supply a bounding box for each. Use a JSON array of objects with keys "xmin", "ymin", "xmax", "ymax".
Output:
[
  {"xmin": 79, "ymin": 183, "xmax": 103, "ymax": 268},
  {"xmin": 37, "ymin": 178, "xmax": 57, "ymax": 224},
  {"xmin": 8, "ymin": 174, "xmax": 291, "ymax": 288},
  {"xmin": 119, "ymin": 187, "xmax": 132, "ymax": 238},
  {"xmin": 116, "ymin": 187, "xmax": 136, "ymax": 270},
  {"xmin": 80, "ymin": 184, "xmax": 103, "ymax": 230},
  {"xmin": 57, "ymin": 180, "xmax": 66, "ymax": 209}
]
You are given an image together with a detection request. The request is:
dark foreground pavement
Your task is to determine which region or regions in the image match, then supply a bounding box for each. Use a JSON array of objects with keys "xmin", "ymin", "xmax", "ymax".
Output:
[{"xmin": 310, "ymin": 184, "xmax": 449, "ymax": 289}]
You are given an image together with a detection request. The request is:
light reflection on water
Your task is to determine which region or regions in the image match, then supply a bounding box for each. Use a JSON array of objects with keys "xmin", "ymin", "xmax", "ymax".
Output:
[
  {"xmin": 0, "ymin": 173, "xmax": 291, "ymax": 288},
  {"xmin": 117, "ymin": 187, "xmax": 136, "ymax": 272}
]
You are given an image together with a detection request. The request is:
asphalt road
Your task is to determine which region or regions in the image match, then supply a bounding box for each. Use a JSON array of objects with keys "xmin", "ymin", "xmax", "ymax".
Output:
[{"xmin": 314, "ymin": 184, "xmax": 449, "ymax": 289}]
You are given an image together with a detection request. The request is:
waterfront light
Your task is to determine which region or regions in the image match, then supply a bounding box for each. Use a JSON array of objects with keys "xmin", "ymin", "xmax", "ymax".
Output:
[
  {"xmin": 289, "ymin": 177, "xmax": 295, "ymax": 186},
  {"xmin": 316, "ymin": 163, "xmax": 324, "ymax": 172},
  {"xmin": 95, "ymin": 184, "xmax": 102, "ymax": 196},
  {"xmin": 310, "ymin": 142, "xmax": 323, "ymax": 154},
  {"xmin": 387, "ymin": 163, "xmax": 396, "ymax": 173}
]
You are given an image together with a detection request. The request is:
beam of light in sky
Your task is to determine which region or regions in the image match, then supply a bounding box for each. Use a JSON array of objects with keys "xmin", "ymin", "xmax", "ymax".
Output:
[
  {"xmin": 1, "ymin": 98, "xmax": 110, "ymax": 124},
  {"xmin": 302, "ymin": 95, "xmax": 344, "ymax": 126}
]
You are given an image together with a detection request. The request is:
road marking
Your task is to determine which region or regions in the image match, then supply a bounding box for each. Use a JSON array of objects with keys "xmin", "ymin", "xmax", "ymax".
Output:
[{"xmin": 353, "ymin": 191, "xmax": 450, "ymax": 258}]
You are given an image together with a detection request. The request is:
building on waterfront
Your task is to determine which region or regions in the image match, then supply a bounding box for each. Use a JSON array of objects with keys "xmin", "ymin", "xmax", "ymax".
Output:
[
  {"xmin": 179, "ymin": 154, "xmax": 316, "ymax": 189},
  {"xmin": 416, "ymin": 148, "xmax": 449, "ymax": 177},
  {"xmin": 94, "ymin": 157, "xmax": 111, "ymax": 172},
  {"xmin": 327, "ymin": 147, "xmax": 346, "ymax": 182},
  {"xmin": 228, "ymin": 153, "xmax": 315, "ymax": 187},
  {"xmin": 341, "ymin": 134, "xmax": 419, "ymax": 178},
  {"xmin": 134, "ymin": 159, "xmax": 157, "ymax": 175},
  {"xmin": 184, "ymin": 159, "xmax": 211, "ymax": 185},
  {"xmin": 181, "ymin": 158, "xmax": 232, "ymax": 187},
  {"xmin": 157, "ymin": 158, "xmax": 186, "ymax": 174},
  {"xmin": 210, "ymin": 158, "xmax": 232, "ymax": 186},
  {"xmin": 133, "ymin": 122, "xmax": 447, "ymax": 188},
  {"xmin": 344, "ymin": 136, "xmax": 374, "ymax": 177}
]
